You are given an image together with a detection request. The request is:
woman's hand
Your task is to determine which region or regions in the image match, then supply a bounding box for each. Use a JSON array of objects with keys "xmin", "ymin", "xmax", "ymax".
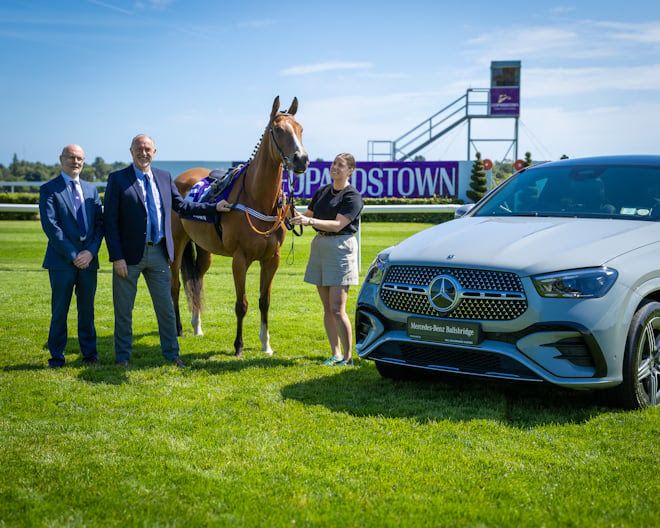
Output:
[{"xmin": 290, "ymin": 213, "xmax": 313, "ymax": 226}]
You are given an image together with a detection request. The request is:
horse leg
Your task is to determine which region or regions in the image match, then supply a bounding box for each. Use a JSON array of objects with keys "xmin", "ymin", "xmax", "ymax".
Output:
[
  {"xmin": 181, "ymin": 242, "xmax": 207, "ymax": 336},
  {"xmin": 189, "ymin": 246, "xmax": 211, "ymax": 336},
  {"xmin": 258, "ymin": 254, "xmax": 280, "ymax": 356},
  {"xmin": 171, "ymin": 214, "xmax": 190, "ymax": 337},
  {"xmin": 232, "ymin": 252, "xmax": 249, "ymax": 358}
]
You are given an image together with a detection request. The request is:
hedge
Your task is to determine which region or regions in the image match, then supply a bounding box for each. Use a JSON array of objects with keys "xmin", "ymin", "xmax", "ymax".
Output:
[{"xmin": 0, "ymin": 193, "xmax": 39, "ymax": 220}]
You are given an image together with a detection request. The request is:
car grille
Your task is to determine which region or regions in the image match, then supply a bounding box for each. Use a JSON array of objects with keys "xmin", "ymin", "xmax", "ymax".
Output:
[{"xmin": 380, "ymin": 265, "xmax": 527, "ymax": 320}]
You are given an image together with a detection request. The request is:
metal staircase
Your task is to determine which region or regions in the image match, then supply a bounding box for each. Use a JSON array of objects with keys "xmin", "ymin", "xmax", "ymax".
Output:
[{"xmin": 368, "ymin": 88, "xmax": 517, "ymax": 161}]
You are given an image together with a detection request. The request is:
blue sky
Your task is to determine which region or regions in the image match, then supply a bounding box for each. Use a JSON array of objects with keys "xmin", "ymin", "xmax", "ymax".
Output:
[{"xmin": 2, "ymin": 0, "xmax": 660, "ymax": 165}]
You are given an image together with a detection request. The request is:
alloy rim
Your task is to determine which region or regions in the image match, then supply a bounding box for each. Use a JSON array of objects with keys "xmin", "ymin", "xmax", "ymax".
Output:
[{"xmin": 637, "ymin": 315, "xmax": 660, "ymax": 406}]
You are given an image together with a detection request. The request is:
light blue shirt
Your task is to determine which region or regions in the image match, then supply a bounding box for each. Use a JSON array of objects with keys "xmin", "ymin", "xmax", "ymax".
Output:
[
  {"xmin": 60, "ymin": 171, "xmax": 88, "ymax": 233},
  {"xmin": 133, "ymin": 164, "xmax": 164, "ymax": 243}
]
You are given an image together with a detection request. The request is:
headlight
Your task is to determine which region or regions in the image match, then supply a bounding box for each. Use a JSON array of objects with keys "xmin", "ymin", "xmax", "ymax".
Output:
[
  {"xmin": 532, "ymin": 267, "xmax": 618, "ymax": 298},
  {"xmin": 365, "ymin": 253, "xmax": 389, "ymax": 285}
]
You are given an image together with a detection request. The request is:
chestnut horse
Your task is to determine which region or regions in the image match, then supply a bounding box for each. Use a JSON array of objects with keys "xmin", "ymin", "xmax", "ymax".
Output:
[{"xmin": 171, "ymin": 96, "xmax": 309, "ymax": 357}]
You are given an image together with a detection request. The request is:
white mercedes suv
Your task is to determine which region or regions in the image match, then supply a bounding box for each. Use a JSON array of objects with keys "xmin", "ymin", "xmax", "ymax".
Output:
[{"xmin": 356, "ymin": 156, "xmax": 660, "ymax": 408}]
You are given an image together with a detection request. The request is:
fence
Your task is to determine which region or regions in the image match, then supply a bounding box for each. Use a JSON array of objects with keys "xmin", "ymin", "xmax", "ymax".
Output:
[
  {"xmin": 0, "ymin": 204, "xmax": 461, "ymax": 214},
  {"xmin": 0, "ymin": 203, "xmax": 461, "ymax": 272}
]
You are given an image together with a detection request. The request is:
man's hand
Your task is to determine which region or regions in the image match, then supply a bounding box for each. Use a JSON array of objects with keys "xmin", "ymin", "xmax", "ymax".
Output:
[
  {"xmin": 73, "ymin": 250, "xmax": 93, "ymax": 269},
  {"xmin": 113, "ymin": 259, "xmax": 128, "ymax": 278},
  {"xmin": 215, "ymin": 200, "xmax": 233, "ymax": 213}
]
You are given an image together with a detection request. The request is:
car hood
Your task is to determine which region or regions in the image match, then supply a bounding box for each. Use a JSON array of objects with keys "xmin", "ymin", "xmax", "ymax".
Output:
[{"xmin": 386, "ymin": 217, "xmax": 660, "ymax": 276}]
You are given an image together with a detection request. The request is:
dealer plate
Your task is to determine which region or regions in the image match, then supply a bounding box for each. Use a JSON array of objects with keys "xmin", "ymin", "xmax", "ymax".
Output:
[{"xmin": 407, "ymin": 316, "xmax": 482, "ymax": 346}]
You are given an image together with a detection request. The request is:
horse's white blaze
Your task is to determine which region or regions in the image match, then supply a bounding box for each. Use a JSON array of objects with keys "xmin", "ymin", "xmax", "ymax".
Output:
[
  {"xmin": 192, "ymin": 312, "xmax": 203, "ymax": 337},
  {"xmin": 286, "ymin": 122, "xmax": 306, "ymax": 158},
  {"xmin": 260, "ymin": 322, "xmax": 273, "ymax": 355}
]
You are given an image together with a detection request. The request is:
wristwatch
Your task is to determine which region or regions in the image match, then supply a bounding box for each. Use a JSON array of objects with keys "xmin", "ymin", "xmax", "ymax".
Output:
[{"xmin": 309, "ymin": 218, "xmax": 315, "ymax": 226}]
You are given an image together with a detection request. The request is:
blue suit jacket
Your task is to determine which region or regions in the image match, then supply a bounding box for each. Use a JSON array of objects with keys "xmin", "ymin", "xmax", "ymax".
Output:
[
  {"xmin": 39, "ymin": 175, "xmax": 104, "ymax": 270},
  {"xmin": 104, "ymin": 165, "xmax": 217, "ymax": 265}
]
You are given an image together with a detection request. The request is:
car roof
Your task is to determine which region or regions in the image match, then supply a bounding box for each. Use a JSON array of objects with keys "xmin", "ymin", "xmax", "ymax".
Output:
[{"xmin": 532, "ymin": 155, "xmax": 660, "ymax": 169}]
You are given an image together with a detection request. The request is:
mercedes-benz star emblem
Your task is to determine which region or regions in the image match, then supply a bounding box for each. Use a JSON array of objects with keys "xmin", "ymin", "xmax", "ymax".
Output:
[{"xmin": 428, "ymin": 275, "xmax": 461, "ymax": 312}]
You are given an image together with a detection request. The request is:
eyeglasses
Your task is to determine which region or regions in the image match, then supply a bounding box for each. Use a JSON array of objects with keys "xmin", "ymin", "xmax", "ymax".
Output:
[{"xmin": 62, "ymin": 155, "xmax": 85, "ymax": 162}]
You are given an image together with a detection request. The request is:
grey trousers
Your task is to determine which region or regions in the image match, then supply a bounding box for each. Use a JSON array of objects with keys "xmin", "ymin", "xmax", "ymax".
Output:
[{"xmin": 112, "ymin": 243, "xmax": 179, "ymax": 362}]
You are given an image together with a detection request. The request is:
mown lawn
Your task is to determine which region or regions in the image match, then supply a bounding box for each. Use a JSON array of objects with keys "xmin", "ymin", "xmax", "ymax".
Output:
[{"xmin": 0, "ymin": 220, "xmax": 657, "ymax": 527}]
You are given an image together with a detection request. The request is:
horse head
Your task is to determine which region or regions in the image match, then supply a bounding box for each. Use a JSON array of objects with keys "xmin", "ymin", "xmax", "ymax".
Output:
[{"xmin": 268, "ymin": 96, "xmax": 309, "ymax": 174}]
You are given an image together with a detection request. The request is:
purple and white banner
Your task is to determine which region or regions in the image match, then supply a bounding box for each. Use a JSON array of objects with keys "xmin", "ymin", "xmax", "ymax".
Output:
[
  {"xmin": 286, "ymin": 161, "xmax": 460, "ymax": 199},
  {"xmin": 490, "ymin": 87, "xmax": 520, "ymax": 116}
]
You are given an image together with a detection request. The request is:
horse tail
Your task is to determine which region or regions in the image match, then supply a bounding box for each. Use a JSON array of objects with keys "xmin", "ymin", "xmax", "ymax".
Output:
[{"xmin": 181, "ymin": 241, "xmax": 204, "ymax": 315}]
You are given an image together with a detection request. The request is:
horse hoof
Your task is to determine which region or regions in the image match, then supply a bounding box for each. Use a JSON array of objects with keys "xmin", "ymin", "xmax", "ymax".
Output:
[
  {"xmin": 235, "ymin": 351, "xmax": 244, "ymax": 359},
  {"xmin": 194, "ymin": 330, "xmax": 204, "ymax": 337},
  {"xmin": 263, "ymin": 347, "xmax": 273, "ymax": 357}
]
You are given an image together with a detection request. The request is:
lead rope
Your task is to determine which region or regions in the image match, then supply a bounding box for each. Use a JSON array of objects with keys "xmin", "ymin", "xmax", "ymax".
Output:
[{"xmin": 285, "ymin": 169, "xmax": 304, "ymax": 265}]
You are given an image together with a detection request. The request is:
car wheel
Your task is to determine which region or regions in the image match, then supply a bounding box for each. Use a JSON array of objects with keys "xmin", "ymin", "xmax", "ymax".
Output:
[
  {"xmin": 375, "ymin": 360, "xmax": 417, "ymax": 381},
  {"xmin": 609, "ymin": 301, "xmax": 660, "ymax": 409}
]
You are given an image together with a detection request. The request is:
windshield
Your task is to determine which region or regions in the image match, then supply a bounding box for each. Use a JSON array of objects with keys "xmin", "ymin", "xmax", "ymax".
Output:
[{"xmin": 474, "ymin": 163, "xmax": 660, "ymax": 221}]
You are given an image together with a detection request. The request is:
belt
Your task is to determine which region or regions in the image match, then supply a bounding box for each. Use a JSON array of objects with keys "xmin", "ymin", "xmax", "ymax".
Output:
[{"xmin": 315, "ymin": 231, "xmax": 350, "ymax": 237}]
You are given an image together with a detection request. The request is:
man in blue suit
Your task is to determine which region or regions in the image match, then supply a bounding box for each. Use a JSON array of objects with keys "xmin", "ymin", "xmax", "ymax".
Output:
[
  {"xmin": 39, "ymin": 144, "xmax": 104, "ymax": 368},
  {"xmin": 104, "ymin": 134, "xmax": 230, "ymax": 368}
]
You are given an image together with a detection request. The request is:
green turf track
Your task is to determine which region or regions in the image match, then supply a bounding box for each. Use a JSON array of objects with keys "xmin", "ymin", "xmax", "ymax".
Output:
[{"xmin": 0, "ymin": 220, "xmax": 657, "ymax": 527}]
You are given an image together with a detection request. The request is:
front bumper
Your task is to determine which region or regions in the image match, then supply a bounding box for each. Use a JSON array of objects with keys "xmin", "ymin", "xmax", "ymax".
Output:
[{"xmin": 356, "ymin": 277, "xmax": 634, "ymax": 390}]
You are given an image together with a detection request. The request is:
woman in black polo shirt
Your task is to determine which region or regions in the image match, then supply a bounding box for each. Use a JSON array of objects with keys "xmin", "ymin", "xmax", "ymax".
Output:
[{"xmin": 290, "ymin": 153, "xmax": 364, "ymax": 366}]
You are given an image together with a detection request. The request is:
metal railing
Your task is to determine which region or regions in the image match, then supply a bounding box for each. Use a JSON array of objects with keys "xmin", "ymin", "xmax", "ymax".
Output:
[
  {"xmin": 0, "ymin": 203, "xmax": 461, "ymax": 214},
  {"xmin": 0, "ymin": 181, "xmax": 107, "ymax": 192},
  {"xmin": 0, "ymin": 203, "xmax": 462, "ymax": 274},
  {"xmin": 367, "ymin": 88, "xmax": 491, "ymax": 161}
]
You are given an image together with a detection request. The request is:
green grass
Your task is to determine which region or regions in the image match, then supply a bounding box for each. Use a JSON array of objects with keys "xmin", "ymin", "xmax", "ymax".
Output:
[{"xmin": 0, "ymin": 220, "xmax": 657, "ymax": 527}]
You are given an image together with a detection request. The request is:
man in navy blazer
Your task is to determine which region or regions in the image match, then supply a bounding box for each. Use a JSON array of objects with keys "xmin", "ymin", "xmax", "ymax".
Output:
[
  {"xmin": 39, "ymin": 144, "xmax": 104, "ymax": 368},
  {"xmin": 104, "ymin": 134, "xmax": 230, "ymax": 368}
]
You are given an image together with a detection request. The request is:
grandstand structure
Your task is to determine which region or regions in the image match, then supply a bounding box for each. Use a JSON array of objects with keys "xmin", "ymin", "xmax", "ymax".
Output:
[{"xmin": 368, "ymin": 61, "xmax": 521, "ymax": 162}]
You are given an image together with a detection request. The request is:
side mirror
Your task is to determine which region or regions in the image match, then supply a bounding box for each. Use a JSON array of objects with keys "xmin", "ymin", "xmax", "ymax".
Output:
[{"xmin": 454, "ymin": 204, "xmax": 475, "ymax": 218}]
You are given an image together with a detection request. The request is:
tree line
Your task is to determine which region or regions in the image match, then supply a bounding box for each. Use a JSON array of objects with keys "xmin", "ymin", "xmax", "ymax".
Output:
[{"xmin": 1, "ymin": 154, "xmax": 125, "ymax": 182}]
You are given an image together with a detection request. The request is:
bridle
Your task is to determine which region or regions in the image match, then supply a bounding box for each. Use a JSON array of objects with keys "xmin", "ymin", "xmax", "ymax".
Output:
[{"xmin": 268, "ymin": 113, "xmax": 305, "ymax": 174}]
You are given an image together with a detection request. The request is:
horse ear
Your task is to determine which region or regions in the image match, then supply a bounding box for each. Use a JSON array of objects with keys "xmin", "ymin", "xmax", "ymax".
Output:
[
  {"xmin": 270, "ymin": 96, "xmax": 280, "ymax": 121},
  {"xmin": 288, "ymin": 97, "xmax": 298, "ymax": 116}
]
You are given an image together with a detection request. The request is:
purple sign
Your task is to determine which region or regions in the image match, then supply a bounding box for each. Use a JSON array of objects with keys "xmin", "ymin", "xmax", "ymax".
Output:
[
  {"xmin": 490, "ymin": 87, "xmax": 520, "ymax": 116},
  {"xmin": 285, "ymin": 161, "xmax": 459, "ymax": 199}
]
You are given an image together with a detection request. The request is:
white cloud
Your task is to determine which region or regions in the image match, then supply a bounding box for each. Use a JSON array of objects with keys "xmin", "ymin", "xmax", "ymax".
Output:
[
  {"xmin": 466, "ymin": 19, "xmax": 660, "ymax": 63},
  {"xmin": 548, "ymin": 6, "xmax": 576, "ymax": 15},
  {"xmin": 595, "ymin": 21, "xmax": 660, "ymax": 44},
  {"xmin": 525, "ymin": 64, "xmax": 660, "ymax": 97},
  {"xmin": 521, "ymin": 103, "xmax": 660, "ymax": 159},
  {"xmin": 280, "ymin": 61, "xmax": 373, "ymax": 76},
  {"xmin": 467, "ymin": 26, "xmax": 580, "ymax": 60}
]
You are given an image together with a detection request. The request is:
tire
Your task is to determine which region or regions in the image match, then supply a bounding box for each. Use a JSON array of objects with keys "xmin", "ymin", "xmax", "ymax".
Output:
[
  {"xmin": 607, "ymin": 300, "xmax": 660, "ymax": 409},
  {"xmin": 375, "ymin": 360, "xmax": 418, "ymax": 381}
]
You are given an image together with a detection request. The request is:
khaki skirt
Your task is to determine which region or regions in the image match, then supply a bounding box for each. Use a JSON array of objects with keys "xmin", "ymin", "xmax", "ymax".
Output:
[{"xmin": 304, "ymin": 234, "xmax": 359, "ymax": 286}]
